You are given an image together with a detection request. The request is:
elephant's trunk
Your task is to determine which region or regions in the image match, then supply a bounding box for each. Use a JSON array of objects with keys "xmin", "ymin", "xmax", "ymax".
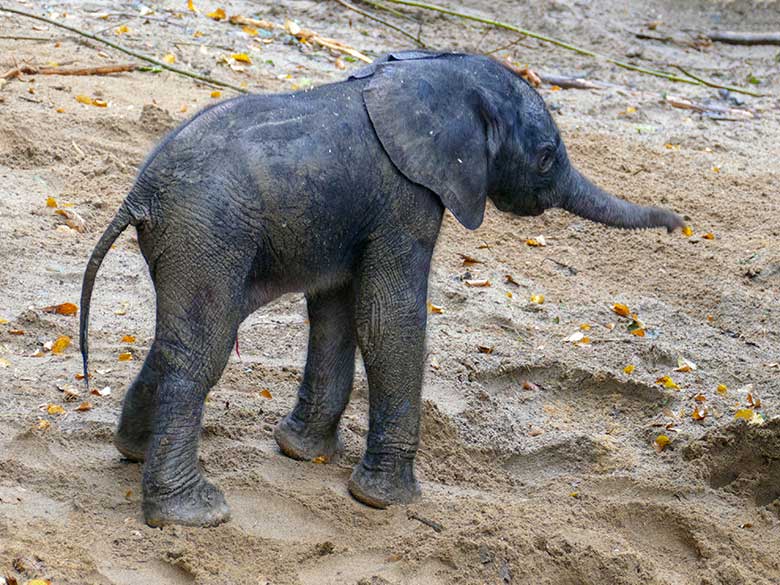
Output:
[{"xmin": 560, "ymin": 168, "xmax": 684, "ymax": 232}]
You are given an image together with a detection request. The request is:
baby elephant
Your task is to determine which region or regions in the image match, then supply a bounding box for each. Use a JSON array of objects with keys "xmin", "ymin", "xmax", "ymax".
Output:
[{"xmin": 80, "ymin": 51, "xmax": 682, "ymax": 527}]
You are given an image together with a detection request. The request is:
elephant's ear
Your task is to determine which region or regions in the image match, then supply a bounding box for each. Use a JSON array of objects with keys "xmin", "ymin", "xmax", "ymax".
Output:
[{"xmin": 363, "ymin": 59, "xmax": 493, "ymax": 230}]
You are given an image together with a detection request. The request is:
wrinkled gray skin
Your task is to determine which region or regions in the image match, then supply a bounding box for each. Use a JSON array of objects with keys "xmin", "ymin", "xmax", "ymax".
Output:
[{"xmin": 80, "ymin": 52, "xmax": 683, "ymax": 528}]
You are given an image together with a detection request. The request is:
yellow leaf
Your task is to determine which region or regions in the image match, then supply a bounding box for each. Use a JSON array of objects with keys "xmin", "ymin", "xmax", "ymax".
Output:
[
  {"xmin": 612, "ymin": 303, "xmax": 631, "ymax": 317},
  {"xmin": 75, "ymin": 94, "xmax": 92, "ymax": 105},
  {"xmin": 56, "ymin": 107, "xmax": 65, "ymax": 113},
  {"xmin": 712, "ymin": 166, "xmax": 720, "ymax": 173},
  {"xmin": 210, "ymin": 90, "xmax": 222, "ymax": 98},
  {"xmin": 526, "ymin": 238, "xmax": 543, "ymax": 247},
  {"xmin": 193, "ymin": 30, "xmax": 204, "ymax": 38},
  {"xmin": 242, "ymin": 25, "xmax": 258, "ymax": 36},
  {"xmin": 187, "ymin": 0, "xmax": 197, "ymax": 11},
  {"xmin": 702, "ymin": 232, "xmax": 715, "ymax": 240},
  {"xmin": 260, "ymin": 388, "xmax": 273, "ymax": 399},
  {"xmin": 654, "ymin": 434, "xmax": 670, "ymax": 452},
  {"xmin": 550, "ymin": 85, "xmax": 562, "ymax": 91},
  {"xmin": 717, "ymin": 384, "xmax": 728, "ymax": 395},
  {"xmin": 163, "ymin": 53, "xmax": 176, "ymax": 64},
  {"xmin": 118, "ymin": 352, "xmax": 133, "ymax": 362},
  {"xmin": 37, "ymin": 419, "xmax": 51, "ymax": 430},
  {"xmin": 529, "ymin": 294, "xmax": 545, "ymax": 304},
  {"xmin": 579, "ymin": 323, "xmax": 591, "ymax": 331},
  {"xmin": 692, "ymin": 406, "xmax": 708, "ymax": 421},
  {"xmin": 312, "ymin": 456, "xmax": 328, "ymax": 464},
  {"xmin": 115, "ymin": 24, "xmax": 130, "ymax": 34},
  {"xmin": 41, "ymin": 302, "xmax": 78, "ymax": 316},
  {"xmin": 427, "ymin": 302, "xmax": 444, "ymax": 314},
  {"xmin": 46, "ymin": 196, "xmax": 58, "ymax": 208},
  {"xmin": 623, "ymin": 364, "xmax": 635, "ymax": 375},
  {"xmin": 625, "ymin": 106, "xmax": 637, "ymax": 114},
  {"xmin": 47, "ymin": 404, "xmax": 65, "ymax": 415},
  {"xmin": 76, "ymin": 401, "xmax": 93, "ymax": 412},
  {"xmin": 207, "ymin": 7, "xmax": 226, "ymax": 20},
  {"xmin": 655, "ymin": 375, "xmax": 679, "ymax": 390},
  {"xmin": 682, "ymin": 225, "xmax": 693, "ymax": 237},
  {"xmin": 629, "ymin": 328, "xmax": 646, "ymax": 337},
  {"xmin": 734, "ymin": 408, "xmax": 754, "ymax": 421},
  {"xmin": 51, "ymin": 335, "xmax": 71, "ymax": 354},
  {"xmin": 231, "ymin": 53, "xmax": 252, "ymax": 64},
  {"xmin": 694, "ymin": 393, "xmax": 707, "ymax": 403},
  {"xmin": 92, "ymin": 98, "xmax": 108, "ymax": 108},
  {"xmin": 506, "ymin": 292, "xmax": 513, "ymax": 299},
  {"xmin": 121, "ymin": 334, "xmax": 136, "ymax": 343}
]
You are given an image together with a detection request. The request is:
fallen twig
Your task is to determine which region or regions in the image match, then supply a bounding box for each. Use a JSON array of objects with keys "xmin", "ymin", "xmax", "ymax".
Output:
[
  {"xmin": 333, "ymin": 0, "xmax": 426, "ymax": 47},
  {"xmin": 664, "ymin": 95, "xmax": 754, "ymax": 120},
  {"xmin": 228, "ymin": 14, "xmax": 372, "ymax": 63},
  {"xmin": 0, "ymin": 6, "xmax": 248, "ymax": 93},
  {"xmin": 2, "ymin": 63, "xmax": 137, "ymax": 78},
  {"xmin": 0, "ymin": 34, "xmax": 54, "ymax": 41},
  {"xmin": 538, "ymin": 74, "xmax": 609, "ymax": 90},
  {"xmin": 407, "ymin": 511, "xmax": 444, "ymax": 532},
  {"xmin": 672, "ymin": 64, "xmax": 766, "ymax": 97},
  {"xmin": 380, "ymin": 0, "xmax": 765, "ymax": 96},
  {"xmin": 707, "ymin": 31, "xmax": 780, "ymax": 46}
]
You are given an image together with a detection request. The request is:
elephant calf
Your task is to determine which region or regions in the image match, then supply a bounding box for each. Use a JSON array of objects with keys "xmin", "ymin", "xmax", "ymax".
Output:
[{"xmin": 80, "ymin": 51, "xmax": 682, "ymax": 527}]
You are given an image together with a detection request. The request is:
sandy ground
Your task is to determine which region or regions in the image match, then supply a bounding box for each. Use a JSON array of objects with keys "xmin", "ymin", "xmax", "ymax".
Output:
[{"xmin": 1, "ymin": 0, "xmax": 780, "ymax": 584}]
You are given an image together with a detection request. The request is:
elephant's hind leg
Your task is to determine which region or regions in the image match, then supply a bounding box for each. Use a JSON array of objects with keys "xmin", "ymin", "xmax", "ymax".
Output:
[
  {"xmin": 275, "ymin": 284, "xmax": 356, "ymax": 462},
  {"xmin": 114, "ymin": 346, "xmax": 161, "ymax": 462},
  {"xmin": 141, "ymin": 268, "xmax": 246, "ymax": 527}
]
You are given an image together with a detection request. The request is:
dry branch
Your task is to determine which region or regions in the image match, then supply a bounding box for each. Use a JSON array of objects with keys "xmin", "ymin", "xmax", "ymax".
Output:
[
  {"xmin": 538, "ymin": 74, "xmax": 609, "ymax": 90},
  {"xmin": 380, "ymin": 0, "xmax": 766, "ymax": 97},
  {"xmin": 3, "ymin": 63, "xmax": 137, "ymax": 78},
  {"xmin": 332, "ymin": 0, "xmax": 426, "ymax": 47},
  {"xmin": 707, "ymin": 31, "xmax": 780, "ymax": 46}
]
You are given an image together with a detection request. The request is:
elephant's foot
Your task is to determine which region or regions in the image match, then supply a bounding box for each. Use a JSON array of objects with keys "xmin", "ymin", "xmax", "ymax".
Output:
[
  {"xmin": 143, "ymin": 477, "xmax": 230, "ymax": 527},
  {"xmin": 348, "ymin": 456, "xmax": 421, "ymax": 509},
  {"xmin": 114, "ymin": 430, "xmax": 149, "ymax": 463},
  {"xmin": 274, "ymin": 414, "xmax": 342, "ymax": 462}
]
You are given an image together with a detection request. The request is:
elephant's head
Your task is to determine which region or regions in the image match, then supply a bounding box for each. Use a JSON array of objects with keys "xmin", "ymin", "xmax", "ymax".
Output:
[{"xmin": 363, "ymin": 52, "xmax": 684, "ymax": 232}]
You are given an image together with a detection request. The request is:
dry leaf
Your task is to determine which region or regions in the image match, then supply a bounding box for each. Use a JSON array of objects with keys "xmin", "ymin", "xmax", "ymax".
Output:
[
  {"xmin": 477, "ymin": 345, "xmax": 493, "ymax": 354},
  {"xmin": 579, "ymin": 323, "xmax": 591, "ymax": 331},
  {"xmin": 654, "ymin": 434, "xmax": 670, "ymax": 452},
  {"xmin": 284, "ymin": 19, "xmax": 302, "ymax": 36},
  {"xmin": 231, "ymin": 53, "xmax": 252, "ymax": 64},
  {"xmin": 692, "ymin": 406, "xmax": 707, "ymax": 421},
  {"xmin": 623, "ymin": 364, "xmax": 635, "ymax": 375},
  {"xmin": 702, "ymin": 232, "xmax": 715, "ymax": 240},
  {"xmin": 747, "ymin": 392, "xmax": 761, "ymax": 409},
  {"xmin": 335, "ymin": 56, "xmax": 346, "ymax": 69},
  {"xmin": 114, "ymin": 302, "xmax": 129, "ymax": 315},
  {"xmin": 51, "ymin": 335, "xmax": 71, "ymax": 354},
  {"xmin": 734, "ymin": 408, "xmax": 764, "ymax": 425},
  {"xmin": 694, "ymin": 393, "xmax": 707, "ymax": 403},
  {"xmin": 612, "ymin": 303, "xmax": 631, "ymax": 317},
  {"xmin": 464, "ymin": 279, "xmax": 491, "ymax": 288},
  {"xmin": 522, "ymin": 381, "xmax": 540, "ymax": 391},
  {"xmin": 75, "ymin": 401, "xmax": 93, "ymax": 412},
  {"xmin": 47, "ymin": 404, "xmax": 65, "ymax": 415},
  {"xmin": 655, "ymin": 375, "xmax": 680, "ymax": 390},
  {"xmin": 120, "ymin": 334, "xmax": 136, "ymax": 343},
  {"xmin": 163, "ymin": 53, "xmax": 176, "ymax": 64},
  {"xmin": 242, "ymin": 25, "xmax": 258, "ymax": 36},
  {"xmin": 629, "ymin": 328, "xmax": 646, "ymax": 337},
  {"xmin": 118, "ymin": 352, "xmax": 133, "ymax": 362},
  {"xmin": 115, "ymin": 24, "xmax": 130, "ymax": 35},
  {"xmin": 41, "ymin": 302, "xmax": 78, "ymax": 316},
  {"xmin": 260, "ymin": 388, "xmax": 273, "ymax": 399},
  {"xmin": 55, "ymin": 208, "xmax": 87, "ymax": 232},
  {"xmin": 506, "ymin": 291, "xmax": 513, "ymax": 299},
  {"xmin": 37, "ymin": 419, "xmax": 51, "ymax": 430},
  {"xmin": 46, "ymin": 196, "xmax": 58, "ymax": 208},
  {"xmin": 8, "ymin": 329, "xmax": 24, "ymax": 335},
  {"xmin": 187, "ymin": 0, "xmax": 197, "ymax": 11},
  {"xmin": 526, "ymin": 236, "xmax": 546, "ymax": 247},
  {"xmin": 91, "ymin": 386, "xmax": 112, "ymax": 397},
  {"xmin": 529, "ymin": 294, "xmax": 545, "ymax": 304},
  {"xmin": 675, "ymin": 357, "xmax": 697, "ymax": 372},
  {"xmin": 427, "ymin": 302, "xmax": 444, "ymax": 314},
  {"xmin": 458, "ymin": 253, "xmax": 482, "ymax": 266},
  {"xmin": 207, "ymin": 7, "xmax": 226, "ymax": 20},
  {"xmin": 518, "ymin": 67, "xmax": 541, "ymax": 87},
  {"xmin": 504, "ymin": 274, "xmax": 519, "ymax": 286},
  {"xmin": 717, "ymin": 384, "xmax": 728, "ymax": 395},
  {"xmin": 682, "ymin": 225, "xmax": 693, "ymax": 237},
  {"xmin": 311, "ymin": 455, "xmax": 328, "ymax": 464},
  {"xmin": 210, "ymin": 90, "xmax": 222, "ymax": 98}
]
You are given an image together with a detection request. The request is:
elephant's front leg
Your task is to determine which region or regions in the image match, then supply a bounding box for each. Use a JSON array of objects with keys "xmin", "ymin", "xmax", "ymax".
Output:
[
  {"xmin": 348, "ymin": 243, "xmax": 432, "ymax": 508},
  {"xmin": 275, "ymin": 285, "xmax": 356, "ymax": 462}
]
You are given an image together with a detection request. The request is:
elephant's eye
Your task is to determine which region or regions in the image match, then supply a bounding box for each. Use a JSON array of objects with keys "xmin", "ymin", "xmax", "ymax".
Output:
[{"xmin": 537, "ymin": 146, "xmax": 556, "ymax": 174}]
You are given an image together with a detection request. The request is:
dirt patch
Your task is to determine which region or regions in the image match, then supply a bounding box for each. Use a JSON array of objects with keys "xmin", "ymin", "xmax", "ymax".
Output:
[{"xmin": 2, "ymin": 0, "xmax": 780, "ymax": 584}]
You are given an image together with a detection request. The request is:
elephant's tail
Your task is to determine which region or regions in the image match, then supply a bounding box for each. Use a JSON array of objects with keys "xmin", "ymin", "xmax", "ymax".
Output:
[{"xmin": 79, "ymin": 204, "xmax": 132, "ymax": 388}]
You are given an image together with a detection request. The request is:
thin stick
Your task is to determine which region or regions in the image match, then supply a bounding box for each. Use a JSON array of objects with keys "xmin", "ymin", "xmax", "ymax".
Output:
[
  {"xmin": 707, "ymin": 31, "xmax": 780, "ymax": 46},
  {"xmin": 672, "ymin": 64, "xmax": 766, "ymax": 97},
  {"xmin": 0, "ymin": 34, "xmax": 53, "ymax": 41},
  {"xmin": 381, "ymin": 0, "xmax": 765, "ymax": 96},
  {"xmin": 407, "ymin": 511, "xmax": 444, "ymax": 532},
  {"xmin": 5, "ymin": 63, "xmax": 138, "ymax": 77},
  {"xmin": 0, "ymin": 6, "xmax": 248, "ymax": 93},
  {"xmin": 333, "ymin": 0, "xmax": 426, "ymax": 47}
]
